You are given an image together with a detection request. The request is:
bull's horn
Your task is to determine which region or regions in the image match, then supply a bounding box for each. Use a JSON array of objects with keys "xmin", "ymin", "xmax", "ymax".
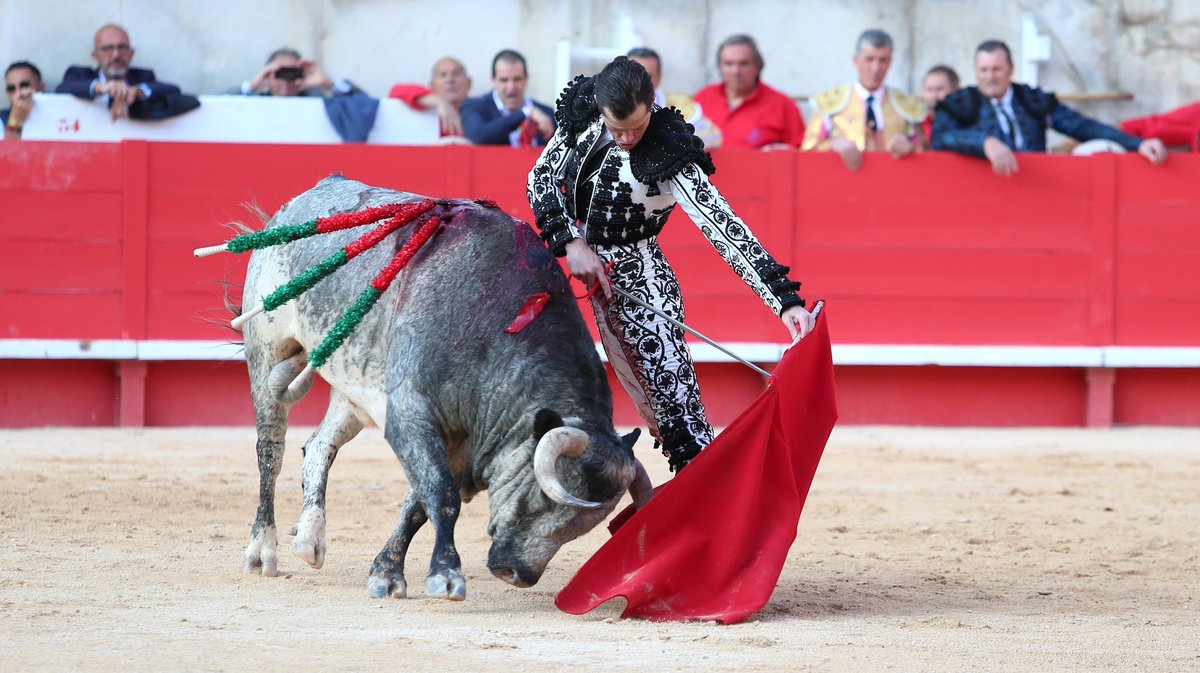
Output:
[
  {"xmin": 533, "ymin": 427, "xmax": 602, "ymax": 509},
  {"xmin": 629, "ymin": 459, "xmax": 653, "ymax": 509}
]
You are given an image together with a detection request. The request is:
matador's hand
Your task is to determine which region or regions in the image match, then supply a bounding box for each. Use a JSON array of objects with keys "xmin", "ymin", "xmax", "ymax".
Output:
[
  {"xmin": 565, "ymin": 238, "xmax": 610, "ymax": 299},
  {"xmin": 782, "ymin": 305, "xmax": 815, "ymax": 342}
]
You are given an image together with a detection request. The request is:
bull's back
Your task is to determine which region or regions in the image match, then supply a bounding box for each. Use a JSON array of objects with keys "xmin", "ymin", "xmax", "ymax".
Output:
[{"xmin": 242, "ymin": 176, "xmax": 591, "ymax": 426}]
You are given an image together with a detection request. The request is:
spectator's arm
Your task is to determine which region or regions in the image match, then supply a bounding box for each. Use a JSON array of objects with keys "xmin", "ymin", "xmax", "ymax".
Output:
[
  {"xmin": 930, "ymin": 111, "xmax": 989, "ymax": 158},
  {"xmin": 1049, "ymin": 104, "xmax": 1142, "ymax": 151},
  {"xmin": 462, "ymin": 103, "xmax": 524, "ymax": 145},
  {"xmin": 55, "ymin": 67, "xmax": 98, "ymax": 100},
  {"xmin": 1120, "ymin": 102, "xmax": 1200, "ymax": 147},
  {"xmin": 389, "ymin": 84, "xmax": 434, "ymax": 108}
]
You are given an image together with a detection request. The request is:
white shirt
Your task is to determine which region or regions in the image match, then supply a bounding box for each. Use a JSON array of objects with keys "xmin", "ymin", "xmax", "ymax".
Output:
[
  {"xmin": 853, "ymin": 81, "xmax": 886, "ymax": 132},
  {"xmin": 991, "ymin": 87, "xmax": 1025, "ymax": 149},
  {"xmin": 492, "ymin": 90, "xmax": 533, "ymax": 147}
]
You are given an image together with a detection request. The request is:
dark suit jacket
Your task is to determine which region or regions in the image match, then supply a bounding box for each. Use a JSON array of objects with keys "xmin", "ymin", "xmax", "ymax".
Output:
[
  {"xmin": 56, "ymin": 65, "xmax": 197, "ymax": 120},
  {"xmin": 932, "ymin": 83, "xmax": 1142, "ymax": 157},
  {"xmin": 461, "ymin": 92, "xmax": 555, "ymax": 146}
]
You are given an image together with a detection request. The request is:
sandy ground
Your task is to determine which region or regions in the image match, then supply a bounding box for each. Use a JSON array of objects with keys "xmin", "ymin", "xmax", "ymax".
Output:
[{"xmin": 1, "ymin": 425, "xmax": 1197, "ymax": 672}]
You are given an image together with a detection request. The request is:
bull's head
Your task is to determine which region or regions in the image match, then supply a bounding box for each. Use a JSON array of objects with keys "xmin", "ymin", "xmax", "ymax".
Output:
[{"xmin": 485, "ymin": 409, "xmax": 646, "ymax": 588}]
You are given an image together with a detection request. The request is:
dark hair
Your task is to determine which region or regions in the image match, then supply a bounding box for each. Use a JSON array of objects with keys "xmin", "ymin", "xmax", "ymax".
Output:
[
  {"xmin": 626, "ymin": 46, "xmax": 661, "ymax": 66},
  {"xmin": 5, "ymin": 60, "xmax": 42, "ymax": 81},
  {"xmin": 492, "ymin": 49, "xmax": 527, "ymax": 78},
  {"xmin": 924, "ymin": 64, "xmax": 960, "ymax": 89},
  {"xmin": 265, "ymin": 47, "xmax": 302, "ymax": 65},
  {"xmin": 593, "ymin": 56, "xmax": 655, "ymax": 119},
  {"xmin": 716, "ymin": 34, "xmax": 764, "ymax": 70},
  {"xmin": 856, "ymin": 29, "xmax": 893, "ymax": 52},
  {"xmin": 976, "ymin": 40, "xmax": 1013, "ymax": 66}
]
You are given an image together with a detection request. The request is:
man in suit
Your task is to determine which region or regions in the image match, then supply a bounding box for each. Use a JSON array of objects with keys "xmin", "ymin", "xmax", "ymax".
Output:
[
  {"xmin": 461, "ymin": 50, "xmax": 555, "ymax": 147},
  {"xmin": 55, "ymin": 23, "xmax": 186, "ymax": 121},
  {"xmin": 932, "ymin": 39, "xmax": 1166, "ymax": 176}
]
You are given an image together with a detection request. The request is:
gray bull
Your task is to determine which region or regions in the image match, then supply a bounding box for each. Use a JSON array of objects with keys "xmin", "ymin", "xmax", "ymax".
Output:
[{"xmin": 239, "ymin": 175, "xmax": 647, "ymax": 599}]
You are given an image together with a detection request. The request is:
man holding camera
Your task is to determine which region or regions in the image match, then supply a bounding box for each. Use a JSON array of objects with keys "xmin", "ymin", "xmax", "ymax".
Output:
[{"xmin": 238, "ymin": 48, "xmax": 361, "ymax": 97}]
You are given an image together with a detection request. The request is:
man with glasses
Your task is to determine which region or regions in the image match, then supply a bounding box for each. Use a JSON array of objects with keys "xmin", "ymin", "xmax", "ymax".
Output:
[
  {"xmin": 4, "ymin": 61, "xmax": 44, "ymax": 140},
  {"xmin": 56, "ymin": 23, "xmax": 185, "ymax": 121}
]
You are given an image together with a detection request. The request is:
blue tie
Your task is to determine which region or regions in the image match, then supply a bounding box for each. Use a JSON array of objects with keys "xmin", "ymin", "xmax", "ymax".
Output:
[{"xmin": 994, "ymin": 101, "xmax": 1018, "ymax": 148}]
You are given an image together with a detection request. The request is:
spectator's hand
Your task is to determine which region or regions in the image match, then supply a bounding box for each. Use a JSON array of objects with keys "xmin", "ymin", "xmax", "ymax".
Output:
[
  {"xmin": 1138, "ymin": 138, "xmax": 1167, "ymax": 166},
  {"xmin": 565, "ymin": 238, "xmax": 610, "ymax": 299},
  {"xmin": 759, "ymin": 143, "xmax": 795, "ymax": 151},
  {"xmin": 781, "ymin": 305, "xmax": 815, "ymax": 342},
  {"xmin": 830, "ymin": 137, "xmax": 863, "ymax": 172},
  {"xmin": 886, "ymin": 134, "xmax": 915, "ymax": 158},
  {"xmin": 983, "ymin": 136, "xmax": 1019, "ymax": 177},
  {"xmin": 249, "ymin": 64, "xmax": 277, "ymax": 92},
  {"xmin": 97, "ymin": 80, "xmax": 141, "ymax": 120},
  {"xmin": 9, "ymin": 88, "xmax": 35, "ymax": 127},
  {"xmin": 527, "ymin": 106, "xmax": 555, "ymax": 140},
  {"xmin": 300, "ymin": 60, "xmax": 333, "ymax": 91},
  {"xmin": 430, "ymin": 96, "xmax": 463, "ymax": 136}
]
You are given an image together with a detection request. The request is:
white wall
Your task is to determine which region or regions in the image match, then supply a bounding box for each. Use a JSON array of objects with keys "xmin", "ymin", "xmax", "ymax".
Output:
[{"xmin": 2, "ymin": 0, "xmax": 1196, "ymax": 124}]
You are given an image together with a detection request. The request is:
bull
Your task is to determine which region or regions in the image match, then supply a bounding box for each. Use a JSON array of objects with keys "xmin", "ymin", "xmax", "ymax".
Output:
[{"xmin": 238, "ymin": 175, "xmax": 648, "ymax": 600}]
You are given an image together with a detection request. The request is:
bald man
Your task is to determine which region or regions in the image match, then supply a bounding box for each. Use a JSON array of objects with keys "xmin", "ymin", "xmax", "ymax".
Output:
[
  {"xmin": 56, "ymin": 23, "xmax": 185, "ymax": 121},
  {"xmin": 389, "ymin": 57, "xmax": 473, "ymax": 139}
]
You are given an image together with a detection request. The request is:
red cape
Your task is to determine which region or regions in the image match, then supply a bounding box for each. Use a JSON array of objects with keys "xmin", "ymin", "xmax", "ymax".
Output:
[{"xmin": 555, "ymin": 308, "xmax": 837, "ymax": 623}]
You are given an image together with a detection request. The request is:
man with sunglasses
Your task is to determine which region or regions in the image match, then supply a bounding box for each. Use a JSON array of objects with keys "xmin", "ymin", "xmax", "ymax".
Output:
[
  {"xmin": 4, "ymin": 61, "xmax": 44, "ymax": 140},
  {"xmin": 56, "ymin": 23, "xmax": 184, "ymax": 121}
]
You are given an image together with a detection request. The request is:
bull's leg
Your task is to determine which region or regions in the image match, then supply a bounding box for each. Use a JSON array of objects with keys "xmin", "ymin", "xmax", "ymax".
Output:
[
  {"xmin": 366, "ymin": 491, "xmax": 427, "ymax": 598},
  {"xmin": 376, "ymin": 398, "xmax": 467, "ymax": 600},
  {"xmin": 292, "ymin": 391, "xmax": 364, "ymax": 569},
  {"xmin": 243, "ymin": 347, "xmax": 305, "ymax": 577}
]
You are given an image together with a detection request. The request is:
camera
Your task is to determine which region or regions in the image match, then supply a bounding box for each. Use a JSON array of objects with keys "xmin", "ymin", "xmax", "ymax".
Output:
[{"xmin": 273, "ymin": 66, "xmax": 304, "ymax": 81}]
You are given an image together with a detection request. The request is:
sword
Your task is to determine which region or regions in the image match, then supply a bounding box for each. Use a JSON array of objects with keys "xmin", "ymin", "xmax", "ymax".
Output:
[{"xmin": 607, "ymin": 286, "xmax": 822, "ymax": 378}]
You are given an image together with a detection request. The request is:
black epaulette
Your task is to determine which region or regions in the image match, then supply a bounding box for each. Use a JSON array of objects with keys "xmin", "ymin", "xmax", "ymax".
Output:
[
  {"xmin": 936, "ymin": 87, "xmax": 985, "ymax": 125},
  {"xmin": 555, "ymin": 75, "xmax": 599, "ymax": 142},
  {"xmin": 1013, "ymin": 83, "xmax": 1059, "ymax": 116},
  {"xmin": 629, "ymin": 106, "xmax": 715, "ymax": 184}
]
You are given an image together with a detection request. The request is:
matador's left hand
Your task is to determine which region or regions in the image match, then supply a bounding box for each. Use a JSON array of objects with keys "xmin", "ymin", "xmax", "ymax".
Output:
[{"xmin": 781, "ymin": 305, "xmax": 815, "ymax": 342}]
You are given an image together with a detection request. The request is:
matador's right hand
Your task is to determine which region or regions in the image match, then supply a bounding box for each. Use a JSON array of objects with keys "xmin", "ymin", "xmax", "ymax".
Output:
[{"xmin": 565, "ymin": 238, "xmax": 611, "ymax": 299}]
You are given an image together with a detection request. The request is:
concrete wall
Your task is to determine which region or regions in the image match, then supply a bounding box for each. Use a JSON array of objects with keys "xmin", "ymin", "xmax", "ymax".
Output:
[{"xmin": 2, "ymin": 0, "xmax": 1197, "ymax": 125}]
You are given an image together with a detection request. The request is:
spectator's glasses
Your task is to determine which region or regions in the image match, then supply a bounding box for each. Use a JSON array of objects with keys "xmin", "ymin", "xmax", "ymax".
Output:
[
  {"xmin": 5, "ymin": 81, "xmax": 33, "ymax": 93},
  {"xmin": 97, "ymin": 43, "xmax": 132, "ymax": 54}
]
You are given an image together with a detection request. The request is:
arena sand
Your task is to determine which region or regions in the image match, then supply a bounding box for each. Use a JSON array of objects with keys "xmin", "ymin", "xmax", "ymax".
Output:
[{"xmin": 1, "ymin": 426, "xmax": 1196, "ymax": 672}]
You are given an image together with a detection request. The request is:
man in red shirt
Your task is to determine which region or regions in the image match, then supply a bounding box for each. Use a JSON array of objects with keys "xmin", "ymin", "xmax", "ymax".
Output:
[
  {"xmin": 693, "ymin": 34, "xmax": 804, "ymax": 150},
  {"xmin": 389, "ymin": 57, "xmax": 472, "ymax": 139}
]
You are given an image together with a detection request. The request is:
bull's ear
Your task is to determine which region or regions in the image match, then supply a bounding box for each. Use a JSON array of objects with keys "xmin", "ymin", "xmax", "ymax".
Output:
[
  {"xmin": 532, "ymin": 408, "xmax": 564, "ymax": 441},
  {"xmin": 620, "ymin": 428, "xmax": 641, "ymax": 450}
]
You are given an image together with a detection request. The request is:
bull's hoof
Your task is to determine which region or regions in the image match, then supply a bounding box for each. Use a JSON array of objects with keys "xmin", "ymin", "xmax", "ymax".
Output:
[
  {"xmin": 243, "ymin": 529, "xmax": 279, "ymax": 577},
  {"xmin": 291, "ymin": 538, "xmax": 325, "ymax": 569},
  {"xmin": 367, "ymin": 572, "xmax": 407, "ymax": 599},
  {"xmin": 426, "ymin": 570, "xmax": 466, "ymax": 601}
]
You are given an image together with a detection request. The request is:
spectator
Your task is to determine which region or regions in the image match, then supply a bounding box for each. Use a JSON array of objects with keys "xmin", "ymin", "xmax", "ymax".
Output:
[
  {"xmin": 693, "ymin": 34, "xmax": 804, "ymax": 150},
  {"xmin": 626, "ymin": 46, "xmax": 722, "ymax": 149},
  {"xmin": 237, "ymin": 47, "xmax": 361, "ymax": 97},
  {"xmin": 4, "ymin": 61, "xmax": 44, "ymax": 140},
  {"xmin": 56, "ymin": 23, "xmax": 192, "ymax": 121},
  {"xmin": 920, "ymin": 64, "xmax": 960, "ymax": 146},
  {"xmin": 1120, "ymin": 101, "xmax": 1200, "ymax": 151},
  {"xmin": 389, "ymin": 57, "xmax": 472, "ymax": 140},
  {"xmin": 461, "ymin": 49, "xmax": 555, "ymax": 147},
  {"xmin": 801, "ymin": 29, "xmax": 926, "ymax": 171},
  {"xmin": 932, "ymin": 40, "xmax": 1166, "ymax": 176}
]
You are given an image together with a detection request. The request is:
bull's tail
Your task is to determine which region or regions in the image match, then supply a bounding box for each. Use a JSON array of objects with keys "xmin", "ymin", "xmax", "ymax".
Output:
[{"xmin": 268, "ymin": 352, "xmax": 314, "ymax": 404}]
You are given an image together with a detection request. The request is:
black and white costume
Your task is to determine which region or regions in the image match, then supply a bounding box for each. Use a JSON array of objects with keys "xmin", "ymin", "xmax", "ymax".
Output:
[{"xmin": 527, "ymin": 75, "xmax": 805, "ymax": 471}]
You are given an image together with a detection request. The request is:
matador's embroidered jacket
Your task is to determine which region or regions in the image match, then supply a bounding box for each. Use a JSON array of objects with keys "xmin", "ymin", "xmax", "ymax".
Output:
[{"xmin": 527, "ymin": 75, "xmax": 805, "ymax": 316}]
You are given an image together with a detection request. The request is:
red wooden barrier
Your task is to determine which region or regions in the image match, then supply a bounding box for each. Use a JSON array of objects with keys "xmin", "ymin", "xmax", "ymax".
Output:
[{"xmin": 2, "ymin": 141, "xmax": 1198, "ymax": 427}]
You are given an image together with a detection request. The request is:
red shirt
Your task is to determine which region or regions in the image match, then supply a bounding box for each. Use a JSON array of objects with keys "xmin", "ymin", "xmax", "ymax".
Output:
[
  {"xmin": 388, "ymin": 84, "xmax": 461, "ymax": 138},
  {"xmin": 1120, "ymin": 101, "xmax": 1200, "ymax": 150},
  {"xmin": 693, "ymin": 81, "xmax": 805, "ymax": 149}
]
